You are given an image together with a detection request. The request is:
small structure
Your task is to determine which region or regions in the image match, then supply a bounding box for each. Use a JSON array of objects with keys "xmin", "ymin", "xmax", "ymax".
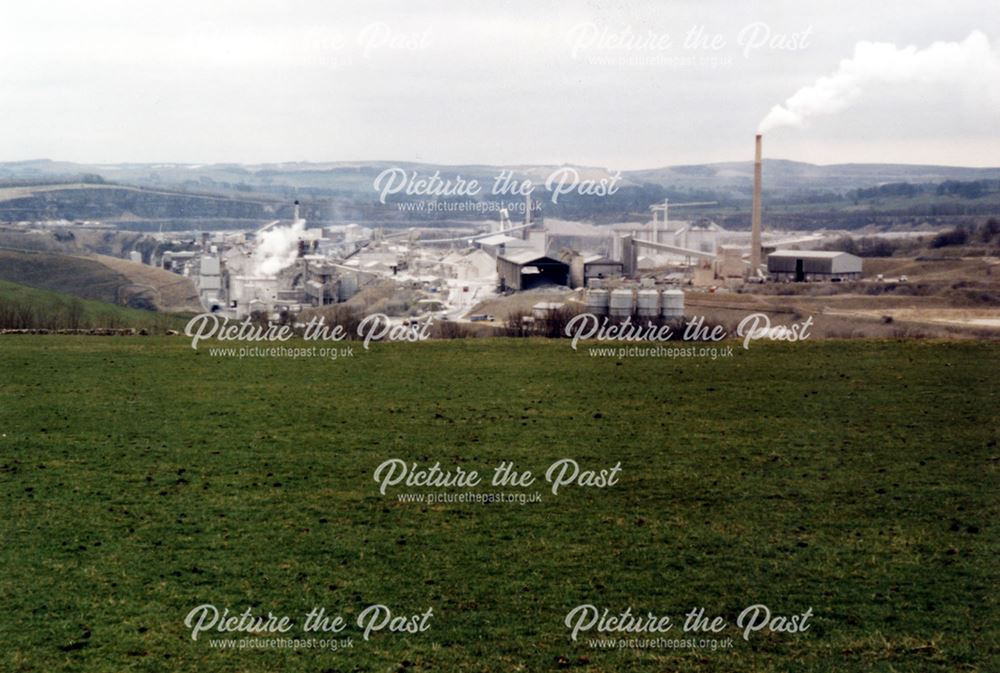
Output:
[
  {"xmin": 532, "ymin": 302, "xmax": 565, "ymax": 320},
  {"xmin": 767, "ymin": 250, "xmax": 862, "ymax": 282},
  {"xmin": 716, "ymin": 247, "xmax": 747, "ymax": 281},
  {"xmin": 476, "ymin": 233, "xmax": 522, "ymax": 259},
  {"xmin": 497, "ymin": 252, "xmax": 569, "ymax": 291},
  {"xmin": 448, "ymin": 249, "xmax": 496, "ymax": 282}
]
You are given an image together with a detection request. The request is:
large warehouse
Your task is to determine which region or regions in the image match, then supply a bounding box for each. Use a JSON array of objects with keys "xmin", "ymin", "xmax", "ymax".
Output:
[
  {"xmin": 497, "ymin": 251, "xmax": 569, "ymax": 291},
  {"xmin": 767, "ymin": 250, "xmax": 863, "ymax": 282}
]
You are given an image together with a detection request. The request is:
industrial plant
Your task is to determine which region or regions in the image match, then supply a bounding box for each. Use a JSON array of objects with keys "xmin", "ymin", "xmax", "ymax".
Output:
[{"xmin": 132, "ymin": 136, "xmax": 862, "ymax": 326}]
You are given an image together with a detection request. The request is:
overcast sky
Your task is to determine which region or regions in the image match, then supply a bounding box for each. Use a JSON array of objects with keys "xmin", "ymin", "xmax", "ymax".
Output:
[{"xmin": 1, "ymin": 1, "xmax": 998, "ymax": 168}]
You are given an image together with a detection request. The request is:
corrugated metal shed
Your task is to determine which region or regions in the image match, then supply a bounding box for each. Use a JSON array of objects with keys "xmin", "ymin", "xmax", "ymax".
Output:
[
  {"xmin": 767, "ymin": 250, "xmax": 862, "ymax": 280},
  {"xmin": 497, "ymin": 253, "xmax": 569, "ymax": 291}
]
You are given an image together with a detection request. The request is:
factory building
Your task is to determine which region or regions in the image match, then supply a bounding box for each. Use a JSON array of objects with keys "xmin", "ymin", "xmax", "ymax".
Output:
[
  {"xmin": 303, "ymin": 261, "xmax": 341, "ymax": 306},
  {"xmin": 767, "ymin": 250, "xmax": 862, "ymax": 282},
  {"xmin": 229, "ymin": 275, "xmax": 281, "ymax": 317},
  {"xmin": 497, "ymin": 251, "xmax": 569, "ymax": 291},
  {"xmin": 197, "ymin": 256, "xmax": 222, "ymax": 309},
  {"xmin": 582, "ymin": 256, "xmax": 623, "ymax": 284},
  {"xmin": 476, "ymin": 233, "xmax": 522, "ymax": 259},
  {"xmin": 677, "ymin": 219, "xmax": 727, "ymax": 255},
  {"xmin": 443, "ymin": 249, "xmax": 496, "ymax": 282},
  {"xmin": 560, "ymin": 251, "xmax": 623, "ymax": 288}
]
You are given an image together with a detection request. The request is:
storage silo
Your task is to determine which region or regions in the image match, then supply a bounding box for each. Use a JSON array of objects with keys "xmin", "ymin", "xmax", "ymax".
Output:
[
  {"xmin": 338, "ymin": 273, "xmax": 359, "ymax": 301},
  {"xmin": 660, "ymin": 289, "xmax": 684, "ymax": 319},
  {"xmin": 609, "ymin": 288, "xmax": 634, "ymax": 318},
  {"xmin": 585, "ymin": 288, "xmax": 610, "ymax": 316},
  {"xmin": 637, "ymin": 288, "xmax": 659, "ymax": 319}
]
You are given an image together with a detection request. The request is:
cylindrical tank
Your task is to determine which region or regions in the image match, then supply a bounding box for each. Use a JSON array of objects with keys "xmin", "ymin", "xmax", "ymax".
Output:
[
  {"xmin": 609, "ymin": 288, "xmax": 634, "ymax": 318},
  {"xmin": 338, "ymin": 273, "xmax": 359, "ymax": 301},
  {"xmin": 660, "ymin": 288, "xmax": 684, "ymax": 319},
  {"xmin": 585, "ymin": 289, "xmax": 610, "ymax": 316},
  {"xmin": 637, "ymin": 289, "xmax": 659, "ymax": 318}
]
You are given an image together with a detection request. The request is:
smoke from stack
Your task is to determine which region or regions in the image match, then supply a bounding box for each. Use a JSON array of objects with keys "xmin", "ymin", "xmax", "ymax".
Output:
[
  {"xmin": 751, "ymin": 134, "xmax": 762, "ymax": 272},
  {"xmin": 758, "ymin": 31, "xmax": 1000, "ymax": 133},
  {"xmin": 254, "ymin": 219, "xmax": 306, "ymax": 277}
]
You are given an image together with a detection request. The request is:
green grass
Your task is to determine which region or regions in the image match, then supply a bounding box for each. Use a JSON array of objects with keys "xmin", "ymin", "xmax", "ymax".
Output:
[
  {"xmin": 0, "ymin": 337, "xmax": 996, "ymax": 672},
  {"xmin": 0, "ymin": 280, "xmax": 187, "ymax": 331}
]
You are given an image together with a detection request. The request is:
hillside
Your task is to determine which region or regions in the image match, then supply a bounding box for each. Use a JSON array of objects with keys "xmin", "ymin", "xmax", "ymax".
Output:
[
  {"xmin": 0, "ymin": 182, "xmax": 281, "ymax": 226},
  {"xmin": 0, "ymin": 249, "xmax": 200, "ymax": 312},
  {"xmin": 0, "ymin": 280, "xmax": 187, "ymax": 331},
  {"xmin": 90, "ymin": 254, "xmax": 202, "ymax": 313}
]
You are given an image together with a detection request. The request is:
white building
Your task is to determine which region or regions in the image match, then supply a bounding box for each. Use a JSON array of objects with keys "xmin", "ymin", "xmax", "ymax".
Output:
[
  {"xmin": 447, "ymin": 249, "xmax": 497, "ymax": 282},
  {"xmin": 197, "ymin": 255, "xmax": 223, "ymax": 309}
]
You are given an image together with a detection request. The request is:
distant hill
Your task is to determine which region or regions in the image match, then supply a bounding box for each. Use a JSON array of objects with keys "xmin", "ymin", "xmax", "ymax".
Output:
[
  {"xmin": 0, "ymin": 182, "xmax": 281, "ymax": 224},
  {"xmin": 631, "ymin": 160, "xmax": 1000, "ymax": 191},
  {"xmin": 5, "ymin": 158, "xmax": 1000, "ymax": 196},
  {"xmin": 1, "ymin": 158, "xmax": 998, "ymax": 229}
]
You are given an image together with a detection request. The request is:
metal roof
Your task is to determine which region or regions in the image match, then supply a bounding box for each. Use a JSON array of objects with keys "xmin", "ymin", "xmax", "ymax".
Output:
[
  {"xmin": 768, "ymin": 250, "xmax": 853, "ymax": 259},
  {"xmin": 610, "ymin": 220, "xmax": 690, "ymax": 232},
  {"xmin": 498, "ymin": 251, "xmax": 564, "ymax": 265},
  {"xmin": 477, "ymin": 234, "xmax": 520, "ymax": 246},
  {"xmin": 583, "ymin": 255, "xmax": 619, "ymax": 265}
]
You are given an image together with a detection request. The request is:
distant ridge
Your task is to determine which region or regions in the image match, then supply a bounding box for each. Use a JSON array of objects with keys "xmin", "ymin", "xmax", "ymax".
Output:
[{"xmin": 3, "ymin": 158, "xmax": 999, "ymax": 195}]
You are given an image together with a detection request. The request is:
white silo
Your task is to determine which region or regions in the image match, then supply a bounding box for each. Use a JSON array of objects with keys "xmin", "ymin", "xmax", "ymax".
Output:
[
  {"xmin": 609, "ymin": 288, "xmax": 634, "ymax": 318},
  {"xmin": 585, "ymin": 288, "xmax": 610, "ymax": 316},
  {"xmin": 660, "ymin": 289, "xmax": 684, "ymax": 319},
  {"xmin": 637, "ymin": 288, "xmax": 659, "ymax": 319}
]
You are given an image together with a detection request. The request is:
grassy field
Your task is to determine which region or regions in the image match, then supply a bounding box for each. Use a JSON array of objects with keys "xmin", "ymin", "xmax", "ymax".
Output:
[{"xmin": 0, "ymin": 337, "xmax": 996, "ymax": 672}]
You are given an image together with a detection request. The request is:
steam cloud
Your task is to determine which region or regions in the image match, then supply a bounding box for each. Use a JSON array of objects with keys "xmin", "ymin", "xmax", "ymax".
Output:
[
  {"xmin": 253, "ymin": 218, "xmax": 305, "ymax": 277},
  {"xmin": 758, "ymin": 31, "xmax": 1000, "ymax": 134}
]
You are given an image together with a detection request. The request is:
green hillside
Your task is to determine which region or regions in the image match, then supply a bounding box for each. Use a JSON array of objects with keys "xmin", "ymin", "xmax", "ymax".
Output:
[
  {"xmin": 0, "ymin": 248, "xmax": 135, "ymax": 305},
  {"xmin": 0, "ymin": 280, "xmax": 187, "ymax": 331}
]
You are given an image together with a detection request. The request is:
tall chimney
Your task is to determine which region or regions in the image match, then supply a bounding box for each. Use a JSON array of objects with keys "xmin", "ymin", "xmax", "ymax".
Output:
[{"xmin": 751, "ymin": 134, "xmax": 763, "ymax": 273}]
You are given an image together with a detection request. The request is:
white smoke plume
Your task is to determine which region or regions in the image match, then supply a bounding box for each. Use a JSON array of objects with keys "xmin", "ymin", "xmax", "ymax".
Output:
[
  {"xmin": 252, "ymin": 218, "xmax": 305, "ymax": 277},
  {"xmin": 758, "ymin": 31, "xmax": 1000, "ymax": 134}
]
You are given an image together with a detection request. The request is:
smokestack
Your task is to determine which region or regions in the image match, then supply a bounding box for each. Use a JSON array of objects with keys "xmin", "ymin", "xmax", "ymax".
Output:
[
  {"xmin": 293, "ymin": 199, "xmax": 300, "ymax": 222},
  {"xmin": 751, "ymin": 134, "xmax": 763, "ymax": 273}
]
